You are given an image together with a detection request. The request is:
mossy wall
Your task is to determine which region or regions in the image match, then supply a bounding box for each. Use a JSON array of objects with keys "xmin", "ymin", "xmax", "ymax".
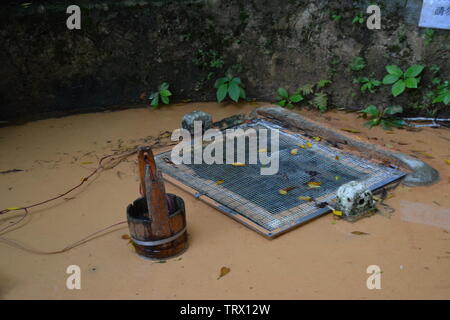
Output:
[{"xmin": 0, "ymin": 0, "xmax": 449, "ymax": 122}]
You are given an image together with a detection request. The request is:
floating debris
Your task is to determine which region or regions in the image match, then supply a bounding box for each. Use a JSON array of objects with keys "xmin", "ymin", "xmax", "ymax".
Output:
[
  {"xmin": 0, "ymin": 169, "xmax": 23, "ymax": 175},
  {"xmin": 231, "ymin": 162, "xmax": 246, "ymax": 167},
  {"xmin": 351, "ymin": 231, "xmax": 369, "ymax": 235},
  {"xmin": 298, "ymin": 196, "xmax": 312, "ymax": 201},
  {"xmin": 218, "ymin": 266, "xmax": 231, "ymax": 280},
  {"xmin": 307, "ymin": 181, "xmax": 321, "ymax": 189},
  {"xmin": 290, "ymin": 148, "xmax": 299, "ymax": 155},
  {"xmin": 216, "ymin": 180, "xmax": 225, "ymax": 185},
  {"xmin": 341, "ymin": 128, "xmax": 361, "ymax": 133}
]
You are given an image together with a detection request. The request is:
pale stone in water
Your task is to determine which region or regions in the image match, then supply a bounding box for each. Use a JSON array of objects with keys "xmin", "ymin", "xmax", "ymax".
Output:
[
  {"xmin": 335, "ymin": 181, "xmax": 375, "ymax": 219},
  {"xmin": 181, "ymin": 111, "xmax": 213, "ymax": 135}
]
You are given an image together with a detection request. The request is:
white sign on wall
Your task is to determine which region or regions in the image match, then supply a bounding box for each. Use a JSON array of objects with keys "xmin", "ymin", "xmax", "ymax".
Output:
[{"xmin": 419, "ymin": 0, "xmax": 450, "ymax": 29}]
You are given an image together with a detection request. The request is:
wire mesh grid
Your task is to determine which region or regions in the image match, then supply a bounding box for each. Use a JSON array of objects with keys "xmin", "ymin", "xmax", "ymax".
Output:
[{"xmin": 155, "ymin": 120, "xmax": 405, "ymax": 236}]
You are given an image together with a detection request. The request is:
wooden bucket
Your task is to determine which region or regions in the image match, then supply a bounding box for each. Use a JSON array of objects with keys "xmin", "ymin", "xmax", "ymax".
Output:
[
  {"xmin": 126, "ymin": 146, "xmax": 188, "ymax": 260},
  {"xmin": 126, "ymin": 193, "xmax": 188, "ymax": 260}
]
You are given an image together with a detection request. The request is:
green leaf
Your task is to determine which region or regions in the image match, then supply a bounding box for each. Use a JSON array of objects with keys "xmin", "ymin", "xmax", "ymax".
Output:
[
  {"xmin": 405, "ymin": 77, "xmax": 418, "ymax": 89},
  {"xmin": 230, "ymin": 77, "xmax": 241, "ymax": 85},
  {"xmin": 361, "ymin": 83, "xmax": 369, "ymax": 93},
  {"xmin": 404, "ymin": 64, "xmax": 424, "ymax": 78},
  {"xmin": 215, "ymin": 77, "xmax": 229, "ymax": 88},
  {"xmin": 217, "ymin": 84, "xmax": 228, "ymax": 102},
  {"xmin": 365, "ymin": 118, "xmax": 380, "ymax": 128},
  {"xmin": 159, "ymin": 82, "xmax": 169, "ymax": 91},
  {"xmin": 383, "ymin": 74, "xmax": 400, "ymax": 85},
  {"xmin": 148, "ymin": 92, "xmax": 156, "ymax": 100},
  {"xmin": 277, "ymin": 100, "xmax": 287, "ymax": 107},
  {"xmin": 239, "ymin": 87, "xmax": 246, "ymax": 99},
  {"xmin": 372, "ymin": 80, "xmax": 381, "ymax": 86},
  {"xmin": 360, "ymin": 105, "xmax": 380, "ymax": 117},
  {"xmin": 277, "ymin": 88, "xmax": 289, "ymax": 98},
  {"xmin": 380, "ymin": 120, "xmax": 393, "ymax": 130},
  {"xmin": 317, "ymin": 79, "xmax": 331, "ymax": 88},
  {"xmin": 150, "ymin": 95, "xmax": 159, "ymax": 108},
  {"xmin": 389, "ymin": 119, "xmax": 406, "ymax": 128},
  {"xmin": 159, "ymin": 89, "xmax": 172, "ymax": 97},
  {"xmin": 386, "ymin": 65, "xmax": 403, "ymax": 77},
  {"xmin": 161, "ymin": 95, "xmax": 169, "ymax": 104},
  {"xmin": 228, "ymin": 82, "xmax": 241, "ymax": 102},
  {"xmin": 286, "ymin": 103, "xmax": 295, "ymax": 109},
  {"xmin": 312, "ymin": 92, "xmax": 328, "ymax": 112},
  {"xmin": 290, "ymin": 93, "xmax": 303, "ymax": 103},
  {"xmin": 383, "ymin": 105, "xmax": 403, "ymax": 115},
  {"xmin": 392, "ymin": 80, "xmax": 406, "ymax": 97},
  {"xmin": 299, "ymin": 84, "xmax": 314, "ymax": 95}
]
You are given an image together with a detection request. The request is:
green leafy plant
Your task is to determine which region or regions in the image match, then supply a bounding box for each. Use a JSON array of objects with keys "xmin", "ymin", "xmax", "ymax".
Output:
[
  {"xmin": 311, "ymin": 92, "xmax": 328, "ymax": 112},
  {"xmin": 360, "ymin": 105, "xmax": 406, "ymax": 130},
  {"xmin": 353, "ymin": 77, "xmax": 381, "ymax": 93},
  {"xmin": 330, "ymin": 11, "xmax": 342, "ymax": 21},
  {"xmin": 349, "ymin": 56, "xmax": 366, "ymax": 72},
  {"xmin": 432, "ymin": 80, "xmax": 450, "ymax": 105},
  {"xmin": 193, "ymin": 49, "xmax": 224, "ymax": 69},
  {"xmin": 317, "ymin": 79, "xmax": 332, "ymax": 89},
  {"xmin": 424, "ymin": 28, "xmax": 434, "ymax": 46},
  {"xmin": 276, "ymin": 88, "xmax": 303, "ymax": 109},
  {"xmin": 148, "ymin": 82, "xmax": 172, "ymax": 108},
  {"xmin": 215, "ymin": 76, "xmax": 246, "ymax": 103},
  {"xmin": 382, "ymin": 64, "xmax": 424, "ymax": 97},
  {"xmin": 298, "ymin": 84, "xmax": 315, "ymax": 96},
  {"xmin": 352, "ymin": 13, "xmax": 365, "ymax": 24}
]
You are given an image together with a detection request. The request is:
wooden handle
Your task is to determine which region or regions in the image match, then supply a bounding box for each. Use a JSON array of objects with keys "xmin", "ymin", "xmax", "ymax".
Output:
[{"xmin": 142, "ymin": 149, "xmax": 172, "ymax": 237}]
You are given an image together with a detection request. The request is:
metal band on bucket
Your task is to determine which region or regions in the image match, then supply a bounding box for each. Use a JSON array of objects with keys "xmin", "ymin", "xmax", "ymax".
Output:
[{"xmin": 131, "ymin": 227, "xmax": 187, "ymax": 246}]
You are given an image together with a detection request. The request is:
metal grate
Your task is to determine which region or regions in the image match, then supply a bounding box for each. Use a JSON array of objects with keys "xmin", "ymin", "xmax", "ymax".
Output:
[{"xmin": 155, "ymin": 120, "xmax": 405, "ymax": 237}]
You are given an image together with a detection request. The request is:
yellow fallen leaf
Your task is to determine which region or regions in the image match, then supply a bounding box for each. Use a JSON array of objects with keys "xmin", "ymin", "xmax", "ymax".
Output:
[
  {"xmin": 80, "ymin": 161, "xmax": 93, "ymax": 165},
  {"xmin": 335, "ymin": 176, "xmax": 340, "ymax": 181},
  {"xmin": 298, "ymin": 144, "xmax": 306, "ymax": 148},
  {"xmin": 307, "ymin": 181, "xmax": 321, "ymax": 188},
  {"xmin": 313, "ymin": 137, "xmax": 321, "ymax": 141},
  {"xmin": 306, "ymin": 142, "xmax": 313, "ymax": 148},
  {"xmin": 335, "ymin": 155, "xmax": 340, "ymax": 160},
  {"xmin": 290, "ymin": 148, "xmax": 299, "ymax": 155},
  {"xmin": 341, "ymin": 128, "xmax": 361, "ymax": 133},
  {"xmin": 231, "ymin": 162, "xmax": 246, "ymax": 166},
  {"xmin": 421, "ymin": 153, "xmax": 434, "ymax": 159},
  {"xmin": 258, "ymin": 148, "xmax": 268, "ymax": 153},
  {"xmin": 298, "ymin": 196, "xmax": 312, "ymax": 201},
  {"xmin": 445, "ymin": 160, "xmax": 450, "ymax": 165},
  {"xmin": 218, "ymin": 266, "xmax": 231, "ymax": 279},
  {"xmin": 216, "ymin": 180, "xmax": 225, "ymax": 185},
  {"xmin": 332, "ymin": 210, "xmax": 343, "ymax": 216},
  {"xmin": 6, "ymin": 207, "xmax": 21, "ymax": 211},
  {"xmin": 279, "ymin": 189, "xmax": 288, "ymax": 195}
]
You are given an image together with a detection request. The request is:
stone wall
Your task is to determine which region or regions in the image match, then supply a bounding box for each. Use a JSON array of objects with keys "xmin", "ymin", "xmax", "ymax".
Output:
[{"xmin": 0, "ymin": 0, "xmax": 449, "ymax": 122}]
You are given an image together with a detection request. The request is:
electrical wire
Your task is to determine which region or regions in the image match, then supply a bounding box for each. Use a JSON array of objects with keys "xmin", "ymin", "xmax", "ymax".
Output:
[{"xmin": 0, "ymin": 131, "xmax": 175, "ymax": 254}]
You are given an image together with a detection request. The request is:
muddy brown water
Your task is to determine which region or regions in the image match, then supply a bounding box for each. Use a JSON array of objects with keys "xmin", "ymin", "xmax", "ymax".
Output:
[{"xmin": 0, "ymin": 102, "xmax": 449, "ymax": 299}]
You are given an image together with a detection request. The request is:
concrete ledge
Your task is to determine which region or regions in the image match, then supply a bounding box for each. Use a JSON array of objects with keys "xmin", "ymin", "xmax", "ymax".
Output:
[{"xmin": 252, "ymin": 106, "xmax": 440, "ymax": 187}]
